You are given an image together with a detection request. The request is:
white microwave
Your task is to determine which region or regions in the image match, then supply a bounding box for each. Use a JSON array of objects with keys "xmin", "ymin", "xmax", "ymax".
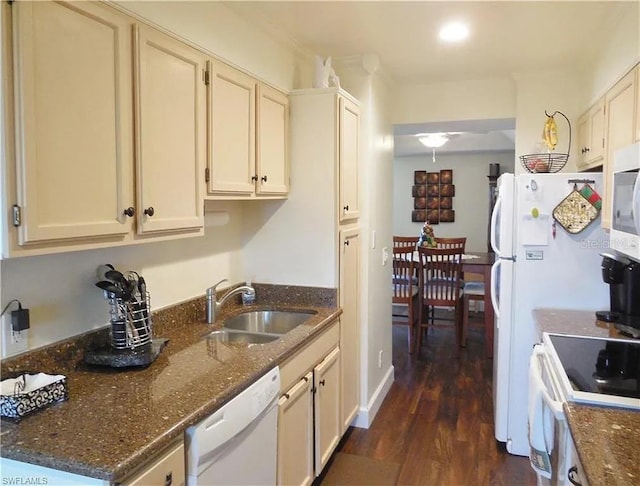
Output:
[{"xmin": 610, "ymin": 142, "xmax": 640, "ymax": 261}]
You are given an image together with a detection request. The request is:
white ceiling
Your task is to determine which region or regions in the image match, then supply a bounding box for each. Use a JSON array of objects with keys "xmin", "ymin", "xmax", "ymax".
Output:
[{"xmin": 226, "ymin": 1, "xmax": 632, "ymax": 157}]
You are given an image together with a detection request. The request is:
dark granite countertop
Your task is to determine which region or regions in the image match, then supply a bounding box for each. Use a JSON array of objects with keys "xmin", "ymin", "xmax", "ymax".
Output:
[
  {"xmin": 564, "ymin": 403, "xmax": 640, "ymax": 486},
  {"xmin": 534, "ymin": 308, "xmax": 639, "ymax": 486},
  {"xmin": 0, "ymin": 284, "xmax": 341, "ymax": 483}
]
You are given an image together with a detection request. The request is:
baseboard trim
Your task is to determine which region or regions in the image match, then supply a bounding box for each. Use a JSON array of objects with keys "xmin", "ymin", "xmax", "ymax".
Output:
[{"xmin": 352, "ymin": 364, "xmax": 394, "ymax": 429}]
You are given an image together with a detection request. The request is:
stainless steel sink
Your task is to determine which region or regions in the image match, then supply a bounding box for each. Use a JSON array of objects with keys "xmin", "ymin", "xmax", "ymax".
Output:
[
  {"xmin": 223, "ymin": 310, "xmax": 316, "ymax": 335},
  {"xmin": 204, "ymin": 329, "xmax": 280, "ymax": 344}
]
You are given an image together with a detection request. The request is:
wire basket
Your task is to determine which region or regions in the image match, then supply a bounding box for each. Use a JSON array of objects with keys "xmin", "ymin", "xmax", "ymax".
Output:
[
  {"xmin": 107, "ymin": 292, "xmax": 152, "ymax": 350},
  {"xmin": 520, "ymin": 110, "xmax": 571, "ymax": 173}
]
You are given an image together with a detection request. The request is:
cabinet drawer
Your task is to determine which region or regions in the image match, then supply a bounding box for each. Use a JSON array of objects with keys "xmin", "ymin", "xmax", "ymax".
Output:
[{"xmin": 279, "ymin": 320, "xmax": 339, "ymax": 392}]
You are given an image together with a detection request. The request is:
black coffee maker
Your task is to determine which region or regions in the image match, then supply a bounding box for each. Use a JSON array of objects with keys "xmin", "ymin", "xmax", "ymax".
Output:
[{"xmin": 596, "ymin": 253, "xmax": 640, "ymax": 334}]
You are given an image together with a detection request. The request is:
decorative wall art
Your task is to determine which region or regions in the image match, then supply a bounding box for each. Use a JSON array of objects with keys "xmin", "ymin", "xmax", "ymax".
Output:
[{"xmin": 411, "ymin": 169, "xmax": 456, "ymax": 224}]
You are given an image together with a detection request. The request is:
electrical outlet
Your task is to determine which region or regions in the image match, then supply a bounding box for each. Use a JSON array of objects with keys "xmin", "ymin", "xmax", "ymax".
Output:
[
  {"xmin": 381, "ymin": 247, "xmax": 389, "ymax": 266},
  {"xmin": 378, "ymin": 350, "xmax": 383, "ymax": 368},
  {"xmin": 1, "ymin": 314, "xmax": 28, "ymax": 357}
]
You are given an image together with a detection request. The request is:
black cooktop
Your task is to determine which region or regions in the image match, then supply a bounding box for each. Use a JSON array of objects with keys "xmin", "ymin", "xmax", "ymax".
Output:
[{"xmin": 548, "ymin": 335, "xmax": 640, "ymax": 400}]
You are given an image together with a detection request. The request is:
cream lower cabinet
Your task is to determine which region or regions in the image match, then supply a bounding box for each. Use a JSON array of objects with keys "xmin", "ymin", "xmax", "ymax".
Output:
[
  {"xmin": 339, "ymin": 227, "xmax": 360, "ymax": 432},
  {"xmin": 121, "ymin": 441, "xmax": 185, "ymax": 486},
  {"xmin": 2, "ymin": 1, "xmax": 205, "ymax": 257},
  {"xmin": 277, "ymin": 372, "xmax": 314, "ymax": 486},
  {"xmin": 313, "ymin": 346, "xmax": 341, "ymax": 475},
  {"xmin": 277, "ymin": 321, "xmax": 341, "ymax": 485},
  {"xmin": 206, "ymin": 60, "xmax": 288, "ymax": 199}
]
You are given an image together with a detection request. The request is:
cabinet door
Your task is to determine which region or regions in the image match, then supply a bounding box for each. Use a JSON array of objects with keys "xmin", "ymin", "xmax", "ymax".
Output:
[
  {"xmin": 277, "ymin": 372, "xmax": 313, "ymax": 486},
  {"xmin": 339, "ymin": 97, "xmax": 360, "ymax": 222},
  {"xmin": 257, "ymin": 84, "xmax": 289, "ymax": 196},
  {"xmin": 339, "ymin": 228, "xmax": 360, "ymax": 432},
  {"xmin": 208, "ymin": 60, "xmax": 256, "ymax": 195},
  {"xmin": 603, "ymin": 70, "xmax": 637, "ymax": 229},
  {"xmin": 314, "ymin": 346, "xmax": 341, "ymax": 476},
  {"xmin": 588, "ymin": 99, "xmax": 605, "ymax": 164},
  {"xmin": 134, "ymin": 24, "xmax": 205, "ymax": 234},
  {"xmin": 576, "ymin": 111, "xmax": 589, "ymax": 169},
  {"xmin": 122, "ymin": 441, "xmax": 185, "ymax": 486},
  {"xmin": 12, "ymin": 1, "xmax": 133, "ymax": 244}
]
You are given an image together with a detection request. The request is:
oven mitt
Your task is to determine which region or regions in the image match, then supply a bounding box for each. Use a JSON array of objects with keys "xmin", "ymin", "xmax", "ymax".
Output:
[
  {"xmin": 578, "ymin": 183, "xmax": 602, "ymax": 211},
  {"xmin": 552, "ymin": 186, "xmax": 599, "ymax": 234}
]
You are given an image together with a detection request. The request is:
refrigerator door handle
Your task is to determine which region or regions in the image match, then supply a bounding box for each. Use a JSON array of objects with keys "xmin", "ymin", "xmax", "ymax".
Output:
[
  {"xmin": 490, "ymin": 192, "xmax": 503, "ymax": 257},
  {"xmin": 491, "ymin": 259, "xmax": 501, "ymax": 322}
]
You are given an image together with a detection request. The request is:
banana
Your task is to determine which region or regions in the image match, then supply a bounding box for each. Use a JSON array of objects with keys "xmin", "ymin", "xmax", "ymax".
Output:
[{"xmin": 542, "ymin": 115, "xmax": 558, "ymax": 150}]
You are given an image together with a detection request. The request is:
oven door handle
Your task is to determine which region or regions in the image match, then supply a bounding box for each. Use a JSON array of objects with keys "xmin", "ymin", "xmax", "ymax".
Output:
[{"xmin": 531, "ymin": 345, "xmax": 564, "ymax": 419}]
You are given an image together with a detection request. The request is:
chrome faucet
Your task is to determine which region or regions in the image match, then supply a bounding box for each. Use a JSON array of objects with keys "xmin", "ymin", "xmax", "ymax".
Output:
[{"xmin": 206, "ymin": 279, "xmax": 256, "ymax": 324}]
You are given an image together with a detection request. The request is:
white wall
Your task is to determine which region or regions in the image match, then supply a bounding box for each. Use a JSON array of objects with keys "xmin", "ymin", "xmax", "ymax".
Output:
[
  {"xmin": 392, "ymin": 77, "xmax": 516, "ymax": 125},
  {"xmin": 393, "ymin": 152, "xmax": 515, "ymax": 253},
  {"xmin": 513, "ymin": 68, "xmax": 583, "ymax": 174},
  {"xmin": 581, "ymin": 1, "xmax": 640, "ymax": 105}
]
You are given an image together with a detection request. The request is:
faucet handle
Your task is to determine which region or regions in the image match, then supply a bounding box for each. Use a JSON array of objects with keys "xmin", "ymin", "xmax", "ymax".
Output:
[{"xmin": 207, "ymin": 278, "xmax": 228, "ymax": 297}]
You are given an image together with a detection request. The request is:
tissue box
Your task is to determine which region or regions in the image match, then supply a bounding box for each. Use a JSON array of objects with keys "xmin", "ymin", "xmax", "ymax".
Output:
[{"xmin": 0, "ymin": 373, "xmax": 68, "ymax": 421}]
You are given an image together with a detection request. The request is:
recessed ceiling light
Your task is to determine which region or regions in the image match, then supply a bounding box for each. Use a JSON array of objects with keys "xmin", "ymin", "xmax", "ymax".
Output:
[{"xmin": 439, "ymin": 21, "xmax": 469, "ymax": 43}]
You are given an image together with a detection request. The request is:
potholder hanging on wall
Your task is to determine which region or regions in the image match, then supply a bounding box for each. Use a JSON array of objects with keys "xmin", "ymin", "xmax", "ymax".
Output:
[{"xmin": 552, "ymin": 184, "xmax": 599, "ymax": 234}]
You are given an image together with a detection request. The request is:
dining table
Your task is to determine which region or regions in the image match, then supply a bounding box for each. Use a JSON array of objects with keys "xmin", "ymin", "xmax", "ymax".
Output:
[{"xmin": 462, "ymin": 252, "xmax": 495, "ymax": 358}]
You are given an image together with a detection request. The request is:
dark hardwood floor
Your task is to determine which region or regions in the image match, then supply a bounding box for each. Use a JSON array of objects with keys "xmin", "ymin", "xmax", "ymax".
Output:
[{"xmin": 326, "ymin": 311, "xmax": 537, "ymax": 485}]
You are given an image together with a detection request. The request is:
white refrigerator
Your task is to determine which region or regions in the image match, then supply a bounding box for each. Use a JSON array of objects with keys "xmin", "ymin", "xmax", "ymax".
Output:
[{"xmin": 490, "ymin": 172, "xmax": 609, "ymax": 456}]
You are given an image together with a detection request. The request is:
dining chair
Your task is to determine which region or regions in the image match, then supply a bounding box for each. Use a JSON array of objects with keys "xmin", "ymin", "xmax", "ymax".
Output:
[
  {"xmin": 392, "ymin": 245, "xmax": 420, "ymax": 353},
  {"xmin": 416, "ymin": 246, "xmax": 465, "ymax": 351},
  {"xmin": 434, "ymin": 237, "xmax": 466, "ymax": 252},
  {"xmin": 422, "ymin": 237, "xmax": 466, "ymax": 325},
  {"xmin": 462, "ymin": 279, "xmax": 485, "ymax": 347},
  {"xmin": 393, "ymin": 235, "xmax": 419, "ymax": 250}
]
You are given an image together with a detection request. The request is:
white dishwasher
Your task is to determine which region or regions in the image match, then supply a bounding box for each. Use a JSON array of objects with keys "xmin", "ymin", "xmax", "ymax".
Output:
[{"xmin": 185, "ymin": 366, "xmax": 280, "ymax": 485}]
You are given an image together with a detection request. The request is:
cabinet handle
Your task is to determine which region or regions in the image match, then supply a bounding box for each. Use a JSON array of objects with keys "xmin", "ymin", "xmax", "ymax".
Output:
[
  {"xmin": 584, "ymin": 147, "xmax": 590, "ymax": 153},
  {"xmin": 164, "ymin": 472, "xmax": 173, "ymax": 486},
  {"xmin": 284, "ymin": 393, "xmax": 290, "ymax": 399},
  {"xmin": 344, "ymin": 240, "xmax": 350, "ymax": 246},
  {"xmin": 144, "ymin": 207, "xmax": 155, "ymax": 217},
  {"xmin": 343, "ymin": 204, "xmax": 349, "ymax": 211},
  {"xmin": 261, "ymin": 175, "xmax": 268, "ymax": 183},
  {"xmin": 123, "ymin": 207, "xmax": 135, "ymax": 218},
  {"xmin": 251, "ymin": 175, "xmax": 258, "ymax": 182},
  {"xmin": 303, "ymin": 376, "xmax": 309, "ymax": 382},
  {"xmin": 319, "ymin": 379, "xmax": 326, "ymax": 386}
]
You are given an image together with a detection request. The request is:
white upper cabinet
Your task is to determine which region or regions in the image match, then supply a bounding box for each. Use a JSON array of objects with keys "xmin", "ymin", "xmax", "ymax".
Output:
[
  {"xmin": 2, "ymin": 2, "xmax": 207, "ymax": 257},
  {"xmin": 10, "ymin": 0, "xmax": 134, "ymax": 246},
  {"xmin": 134, "ymin": 24, "xmax": 205, "ymax": 235},
  {"xmin": 576, "ymin": 98, "xmax": 605, "ymax": 171},
  {"xmin": 339, "ymin": 96, "xmax": 360, "ymax": 222},
  {"xmin": 207, "ymin": 60, "xmax": 256, "ymax": 196},
  {"xmin": 206, "ymin": 60, "xmax": 288, "ymax": 199},
  {"xmin": 257, "ymin": 84, "xmax": 289, "ymax": 195}
]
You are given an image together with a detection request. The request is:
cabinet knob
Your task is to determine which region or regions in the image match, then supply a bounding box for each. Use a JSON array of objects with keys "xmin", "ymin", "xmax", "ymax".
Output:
[
  {"xmin": 123, "ymin": 207, "xmax": 135, "ymax": 218},
  {"xmin": 319, "ymin": 379, "xmax": 326, "ymax": 386},
  {"xmin": 144, "ymin": 207, "xmax": 155, "ymax": 217},
  {"xmin": 344, "ymin": 240, "xmax": 350, "ymax": 246},
  {"xmin": 251, "ymin": 175, "xmax": 258, "ymax": 182},
  {"xmin": 343, "ymin": 205, "xmax": 349, "ymax": 211},
  {"xmin": 261, "ymin": 175, "xmax": 268, "ymax": 183}
]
